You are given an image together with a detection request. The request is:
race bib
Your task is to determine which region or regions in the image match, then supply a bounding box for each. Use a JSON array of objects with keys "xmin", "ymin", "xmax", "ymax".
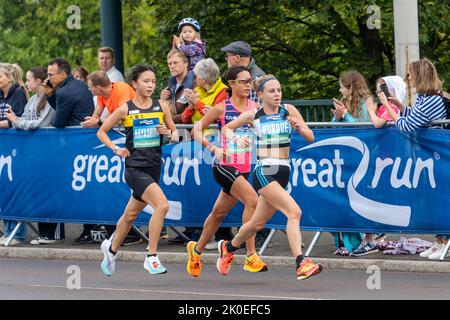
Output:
[{"xmin": 133, "ymin": 118, "xmax": 160, "ymax": 148}]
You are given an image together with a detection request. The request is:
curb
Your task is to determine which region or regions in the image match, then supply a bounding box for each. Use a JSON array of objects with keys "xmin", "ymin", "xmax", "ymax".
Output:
[{"xmin": 1, "ymin": 247, "xmax": 450, "ymax": 273}]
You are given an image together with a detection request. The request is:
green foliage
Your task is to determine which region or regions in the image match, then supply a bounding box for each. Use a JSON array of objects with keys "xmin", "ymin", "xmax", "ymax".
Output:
[{"xmin": 0, "ymin": 0, "xmax": 449, "ymax": 99}]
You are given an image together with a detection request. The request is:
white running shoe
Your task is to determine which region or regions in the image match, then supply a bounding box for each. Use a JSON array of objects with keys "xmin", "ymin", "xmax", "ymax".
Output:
[
  {"xmin": 420, "ymin": 242, "xmax": 440, "ymax": 258},
  {"xmin": 428, "ymin": 244, "xmax": 448, "ymax": 260},
  {"xmin": 30, "ymin": 237, "xmax": 59, "ymax": 245},
  {"xmin": 101, "ymin": 239, "xmax": 116, "ymax": 276},
  {"xmin": 205, "ymin": 240, "xmax": 218, "ymax": 250},
  {"xmin": 143, "ymin": 255, "xmax": 167, "ymax": 275}
]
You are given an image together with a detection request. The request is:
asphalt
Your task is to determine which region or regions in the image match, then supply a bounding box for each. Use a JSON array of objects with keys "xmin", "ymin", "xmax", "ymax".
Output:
[{"xmin": 1, "ymin": 224, "xmax": 449, "ymax": 273}]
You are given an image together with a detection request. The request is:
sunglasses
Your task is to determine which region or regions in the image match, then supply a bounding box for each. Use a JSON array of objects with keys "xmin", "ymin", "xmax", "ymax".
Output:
[{"xmin": 232, "ymin": 78, "xmax": 253, "ymax": 85}]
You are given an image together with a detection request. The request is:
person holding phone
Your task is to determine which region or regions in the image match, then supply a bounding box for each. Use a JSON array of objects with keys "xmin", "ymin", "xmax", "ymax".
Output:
[
  {"xmin": 97, "ymin": 64, "xmax": 179, "ymax": 276},
  {"xmin": 366, "ymin": 76, "xmax": 405, "ymax": 129}
]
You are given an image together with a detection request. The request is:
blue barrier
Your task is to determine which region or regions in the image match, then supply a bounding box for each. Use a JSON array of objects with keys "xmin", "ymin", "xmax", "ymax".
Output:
[{"xmin": 1, "ymin": 127, "xmax": 450, "ymax": 234}]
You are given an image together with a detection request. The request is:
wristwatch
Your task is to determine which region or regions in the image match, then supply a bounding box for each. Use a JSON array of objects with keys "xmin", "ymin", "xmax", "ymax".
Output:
[{"xmin": 113, "ymin": 146, "xmax": 120, "ymax": 154}]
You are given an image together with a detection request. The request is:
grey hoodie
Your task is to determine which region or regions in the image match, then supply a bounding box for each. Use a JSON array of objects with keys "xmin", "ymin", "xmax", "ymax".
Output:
[{"xmin": 13, "ymin": 94, "xmax": 55, "ymax": 130}]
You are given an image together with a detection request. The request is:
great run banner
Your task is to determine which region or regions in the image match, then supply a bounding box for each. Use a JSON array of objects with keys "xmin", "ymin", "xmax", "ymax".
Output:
[{"xmin": 1, "ymin": 127, "xmax": 450, "ymax": 233}]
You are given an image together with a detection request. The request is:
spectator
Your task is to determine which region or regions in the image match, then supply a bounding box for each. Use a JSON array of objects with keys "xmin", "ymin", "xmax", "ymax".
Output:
[
  {"xmin": 367, "ymin": 76, "xmax": 405, "ymax": 128},
  {"xmin": 182, "ymin": 58, "xmax": 228, "ymax": 124},
  {"xmin": 173, "ymin": 17, "xmax": 206, "ymax": 71},
  {"xmin": 5, "ymin": 67, "xmax": 64, "ymax": 244},
  {"xmin": 331, "ymin": 70, "xmax": 375, "ymax": 255},
  {"xmin": 221, "ymin": 41, "xmax": 265, "ymax": 103},
  {"xmin": 72, "ymin": 66, "xmax": 89, "ymax": 82},
  {"xmin": 0, "ymin": 63, "xmax": 29, "ymax": 245},
  {"xmin": 98, "ymin": 47, "xmax": 124, "ymax": 82},
  {"xmin": 45, "ymin": 58, "xmax": 94, "ymax": 128},
  {"xmin": 381, "ymin": 58, "xmax": 448, "ymax": 260},
  {"xmin": 81, "ymin": 70, "xmax": 135, "ymax": 128},
  {"xmin": 160, "ymin": 49, "xmax": 196, "ymax": 124},
  {"xmin": 0, "ymin": 63, "xmax": 28, "ymax": 128}
]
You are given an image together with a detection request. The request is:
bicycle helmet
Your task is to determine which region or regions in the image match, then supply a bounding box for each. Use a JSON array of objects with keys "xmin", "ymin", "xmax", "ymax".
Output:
[{"xmin": 178, "ymin": 18, "xmax": 201, "ymax": 33}]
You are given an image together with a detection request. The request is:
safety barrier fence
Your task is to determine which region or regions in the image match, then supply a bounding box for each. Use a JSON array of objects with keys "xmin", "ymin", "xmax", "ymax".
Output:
[{"xmin": 1, "ymin": 122, "xmax": 450, "ymax": 257}]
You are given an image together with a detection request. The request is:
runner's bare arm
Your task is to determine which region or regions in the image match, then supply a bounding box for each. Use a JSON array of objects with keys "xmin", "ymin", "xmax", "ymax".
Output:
[
  {"xmin": 286, "ymin": 104, "xmax": 314, "ymax": 142},
  {"xmin": 97, "ymin": 104, "xmax": 129, "ymax": 157},
  {"xmin": 192, "ymin": 102, "xmax": 225, "ymax": 150}
]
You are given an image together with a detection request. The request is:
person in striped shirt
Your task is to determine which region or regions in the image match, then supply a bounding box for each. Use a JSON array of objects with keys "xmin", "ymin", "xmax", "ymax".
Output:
[
  {"xmin": 381, "ymin": 58, "xmax": 446, "ymax": 132},
  {"xmin": 381, "ymin": 58, "xmax": 449, "ymax": 260}
]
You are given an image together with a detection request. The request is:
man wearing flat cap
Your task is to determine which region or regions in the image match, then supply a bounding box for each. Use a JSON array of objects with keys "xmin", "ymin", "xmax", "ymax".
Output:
[{"xmin": 221, "ymin": 41, "xmax": 265, "ymax": 81}]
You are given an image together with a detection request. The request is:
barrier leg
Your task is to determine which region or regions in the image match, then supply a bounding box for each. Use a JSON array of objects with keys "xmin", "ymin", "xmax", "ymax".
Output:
[
  {"xmin": 25, "ymin": 223, "xmax": 40, "ymax": 238},
  {"xmin": 168, "ymin": 226, "xmax": 191, "ymax": 242},
  {"xmin": 439, "ymin": 240, "xmax": 450, "ymax": 261},
  {"xmin": 4, "ymin": 222, "xmax": 23, "ymax": 247},
  {"xmin": 131, "ymin": 225, "xmax": 148, "ymax": 241},
  {"xmin": 304, "ymin": 231, "xmax": 322, "ymax": 257},
  {"xmin": 258, "ymin": 229, "xmax": 277, "ymax": 256}
]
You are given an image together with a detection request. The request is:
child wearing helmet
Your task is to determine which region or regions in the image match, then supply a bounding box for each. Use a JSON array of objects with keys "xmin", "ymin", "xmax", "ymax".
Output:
[{"xmin": 173, "ymin": 17, "xmax": 206, "ymax": 71}]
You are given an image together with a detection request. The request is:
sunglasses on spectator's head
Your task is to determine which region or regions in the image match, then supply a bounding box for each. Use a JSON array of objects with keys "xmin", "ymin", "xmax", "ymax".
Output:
[{"xmin": 233, "ymin": 78, "xmax": 253, "ymax": 85}]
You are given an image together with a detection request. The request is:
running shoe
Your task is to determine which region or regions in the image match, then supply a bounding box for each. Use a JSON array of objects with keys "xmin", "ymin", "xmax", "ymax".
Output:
[
  {"xmin": 244, "ymin": 253, "xmax": 268, "ymax": 273},
  {"xmin": 420, "ymin": 242, "xmax": 440, "ymax": 258},
  {"xmin": 186, "ymin": 241, "xmax": 202, "ymax": 277},
  {"xmin": 216, "ymin": 240, "xmax": 234, "ymax": 275},
  {"xmin": 296, "ymin": 258, "xmax": 322, "ymax": 280},
  {"xmin": 350, "ymin": 239, "xmax": 379, "ymax": 257},
  {"xmin": 100, "ymin": 239, "xmax": 116, "ymax": 276},
  {"xmin": 143, "ymin": 255, "xmax": 167, "ymax": 275}
]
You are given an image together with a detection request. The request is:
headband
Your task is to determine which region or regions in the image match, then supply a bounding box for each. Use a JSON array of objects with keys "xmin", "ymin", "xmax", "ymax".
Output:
[{"xmin": 257, "ymin": 77, "xmax": 277, "ymax": 93}]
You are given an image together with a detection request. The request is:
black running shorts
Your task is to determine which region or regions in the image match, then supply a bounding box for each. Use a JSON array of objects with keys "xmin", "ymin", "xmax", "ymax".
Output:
[
  {"xmin": 252, "ymin": 165, "xmax": 290, "ymax": 193},
  {"xmin": 212, "ymin": 165, "xmax": 249, "ymax": 195},
  {"xmin": 125, "ymin": 166, "xmax": 161, "ymax": 202}
]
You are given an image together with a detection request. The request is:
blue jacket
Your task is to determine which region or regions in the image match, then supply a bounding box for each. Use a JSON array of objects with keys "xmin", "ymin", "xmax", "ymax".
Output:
[
  {"xmin": 47, "ymin": 75, "xmax": 94, "ymax": 128},
  {"xmin": 0, "ymin": 83, "xmax": 28, "ymax": 127}
]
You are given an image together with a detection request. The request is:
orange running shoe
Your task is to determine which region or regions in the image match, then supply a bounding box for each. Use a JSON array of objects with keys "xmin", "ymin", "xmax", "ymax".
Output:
[
  {"xmin": 186, "ymin": 241, "xmax": 202, "ymax": 277},
  {"xmin": 244, "ymin": 253, "xmax": 268, "ymax": 273},
  {"xmin": 296, "ymin": 258, "xmax": 322, "ymax": 280},
  {"xmin": 216, "ymin": 240, "xmax": 234, "ymax": 275}
]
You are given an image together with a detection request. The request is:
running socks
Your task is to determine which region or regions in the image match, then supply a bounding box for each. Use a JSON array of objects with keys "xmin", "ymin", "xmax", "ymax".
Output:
[
  {"xmin": 147, "ymin": 253, "xmax": 157, "ymax": 258},
  {"xmin": 296, "ymin": 255, "xmax": 304, "ymax": 269},
  {"xmin": 226, "ymin": 241, "xmax": 239, "ymax": 253},
  {"xmin": 109, "ymin": 245, "xmax": 117, "ymax": 256}
]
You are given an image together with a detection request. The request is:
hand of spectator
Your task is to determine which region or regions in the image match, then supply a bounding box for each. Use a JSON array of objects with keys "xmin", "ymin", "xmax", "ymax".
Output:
[
  {"xmin": 160, "ymin": 87, "xmax": 171, "ymax": 101},
  {"xmin": 184, "ymin": 89, "xmax": 199, "ymax": 105},
  {"xmin": 81, "ymin": 115, "xmax": 100, "ymax": 128},
  {"xmin": 172, "ymin": 35, "xmax": 182, "ymax": 48},
  {"xmin": 42, "ymin": 79, "xmax": 55, "ymax": 96},
  {"xmin": 5, "ymin": 108, "xmax": 17, "ymax": 124},
  {"xmin": 332, "ymin": 99, "xmax": 347, "ymax": 120},
  {"xmin": 376, "ymin": 91, "xmax": 390, "ymax": 108},
  {"xmin": 115, "ymin": 147, "xmax": 130, "ymax": 158},
  {"xmin": 388, "ymin": 95, "xmax": 402, "ymax": 108}
]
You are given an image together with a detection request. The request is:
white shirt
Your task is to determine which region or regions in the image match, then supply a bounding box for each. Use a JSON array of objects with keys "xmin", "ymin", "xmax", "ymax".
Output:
[{"xmin": 106, "ymin": 66, "xmax": 125, "ymax": 82}]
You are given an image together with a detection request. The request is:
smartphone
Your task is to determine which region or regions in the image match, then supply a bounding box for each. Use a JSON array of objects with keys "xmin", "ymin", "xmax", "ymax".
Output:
[
  {"xmin": 380, "ymin": 83, "xmax": 390, "ymax": 98},
  {"xmin": 44, "ymin": 79, "xmax": 53, "ymax": 88}
]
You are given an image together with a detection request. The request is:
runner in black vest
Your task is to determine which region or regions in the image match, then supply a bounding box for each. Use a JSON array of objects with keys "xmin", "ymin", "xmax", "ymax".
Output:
[{"xmin": 97, "ymin": 64, "xmax": 178, "ymax": 276}]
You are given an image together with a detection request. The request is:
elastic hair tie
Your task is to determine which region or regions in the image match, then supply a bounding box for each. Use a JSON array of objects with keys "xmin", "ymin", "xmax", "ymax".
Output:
[{"xmin": 257, "ymin": 77, "xmax": 277, "ymax": 93}]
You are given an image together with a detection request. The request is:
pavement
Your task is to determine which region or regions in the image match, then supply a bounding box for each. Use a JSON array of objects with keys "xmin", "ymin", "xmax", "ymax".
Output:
[{"xmin": 1, "ymin": 223, "xmax": 450, "ymax": 273}]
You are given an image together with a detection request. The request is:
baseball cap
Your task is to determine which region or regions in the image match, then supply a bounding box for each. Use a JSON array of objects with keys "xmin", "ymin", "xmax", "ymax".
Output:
[{"xmin": 221, "ymin": 41, "xmax": 252, "ymax": 57}]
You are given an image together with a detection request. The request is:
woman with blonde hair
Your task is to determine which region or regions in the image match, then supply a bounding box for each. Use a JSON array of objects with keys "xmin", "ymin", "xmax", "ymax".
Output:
[{"xmin": 380, "ymin": 58, "xmax": 448, "ymax": 260}]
